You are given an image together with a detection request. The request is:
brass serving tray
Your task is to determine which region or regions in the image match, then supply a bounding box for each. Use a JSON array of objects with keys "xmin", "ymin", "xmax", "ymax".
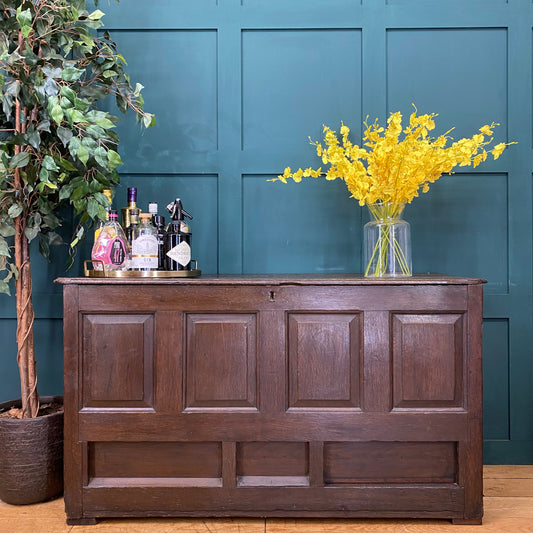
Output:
[{"xmin": 84, "ymin": 260, "xmax": 201, "ymax": 278}]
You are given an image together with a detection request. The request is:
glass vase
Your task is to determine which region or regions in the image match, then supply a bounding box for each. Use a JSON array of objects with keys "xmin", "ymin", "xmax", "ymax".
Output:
[{"xmin": 363, "ymin": 202, "xmax": 412, "ymax": 277}]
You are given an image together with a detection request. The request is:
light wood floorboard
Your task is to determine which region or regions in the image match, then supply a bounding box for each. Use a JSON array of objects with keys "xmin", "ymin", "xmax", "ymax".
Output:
[{"xmin": 1, "ymin": 466, "xmax": 533, "ymax": 532}]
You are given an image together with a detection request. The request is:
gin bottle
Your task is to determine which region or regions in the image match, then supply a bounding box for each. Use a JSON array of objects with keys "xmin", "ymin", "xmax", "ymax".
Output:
[{"xmin": 131, "ymin": 213, "xmax": 159, "ymax": 271}]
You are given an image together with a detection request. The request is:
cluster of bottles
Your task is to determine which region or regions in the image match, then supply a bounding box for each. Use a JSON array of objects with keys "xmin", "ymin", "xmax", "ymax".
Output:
[{"xmin": 91, "ymin": 187, "xmax": 193, "ymax": 272}]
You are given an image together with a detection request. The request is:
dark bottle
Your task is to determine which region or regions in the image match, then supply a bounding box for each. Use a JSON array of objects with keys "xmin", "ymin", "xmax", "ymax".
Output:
[
  {"xmin": 121, "ymin": 187, "xmax": 138, "ymax": 228},
  {"xmin": 125, "ymin": 208, "xmax": 140, "ymax": 246},
  {"xmin": 165, "ymin": 198, "xmax": 193, "ymax": 271},
  {"xmin": 153, "ymin": 215, "xmax": 166, "ymax": 270}
]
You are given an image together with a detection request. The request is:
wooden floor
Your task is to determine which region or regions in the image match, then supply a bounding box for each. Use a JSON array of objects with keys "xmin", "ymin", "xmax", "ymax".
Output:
[{"xmin": 1, "ymin": 466, "xmax": 533, "ymax": 533}]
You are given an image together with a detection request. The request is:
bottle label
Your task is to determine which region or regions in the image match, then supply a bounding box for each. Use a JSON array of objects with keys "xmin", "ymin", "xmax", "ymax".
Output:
[
  {"xmin": 91, "ymin": 227, "xmax": 127, "ymax": 270},
  {"xmin": 167, "ymin": 241, "xmax": 191, "ymax": 267},
  {"xmin": 132, "ymin": 235, "xmax": 158, "ymax": 269}
]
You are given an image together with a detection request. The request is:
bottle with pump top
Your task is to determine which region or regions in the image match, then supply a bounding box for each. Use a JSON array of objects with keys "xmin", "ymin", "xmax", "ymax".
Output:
[
  {"xmin": 165, "ymin": 198, "xmax": 192, "ymax": 271},
  {"xmin": 131, "ymin": 213, "xmax": 159, "ymax": 271},
  {"xmin": 91, "ymin": 210, "xmax": 130, "ymax": 271}
]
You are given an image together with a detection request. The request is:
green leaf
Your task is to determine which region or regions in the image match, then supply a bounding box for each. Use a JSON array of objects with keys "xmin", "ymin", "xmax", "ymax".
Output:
[
  {"xmin": 16, "ymin": 6, "xmax": 32, "ymax": 28},
  {"xmin": 50, "ymin": 103, "xmax": 64, "ymax": 126},
  {"xmin": 74, "ymin": 98, "xmax": 90, "ymax": 112},
  {"xmin": 71, "ymin": 110, "xmax": 86, "ymax": 123},
  {"xmin": 42, "ymin": 67, "xmax": 63, "ymax": 79},
  {"xmin": 26, "ymin": 130, "xmax": 41, "ymax": 150},
  {"xmin": 39, "ymin": 167, "xmax": 49, "ymax": 182},
  {"xmin": 88, "ymin": 9, "xmax": 105, "ymax": 20},
  {"xmin": 58, "ymin": 158, "xmax": 78, "ymax": 172},
  {"xmin": 95, "ymin": 118, "xmax": 115, "ymax": 129},
  {"xmin": 62, "ymin": 67, "xmax": 85, "ymax": 81},
  {"xmin": 107, "ymin": 150, "xmax": 123, "ymax": 170},
  {"xmin": 79, "ymin": 33, "xmax": 95, "ymax": 49},
  {"xmin": 60, "ymin": 86, "xmax": 77, "ymax": 103},
  {"xmin": 24, "ymin": 225, "xmax": 39, "ymax": 242},
  {"xmin": 36, "ymin": 120, "xmax": 51, "ymax": 133},
  {"xmin": 86, "ymin": 125, "xmax": 107, "ymax": 139},
  {"xmin": 77, "ymin": 144, "xmax": 89, "ymax": 165},
  {"xmin": 42, "ymin": 155, "xmax": 59, "ymax": 172},
  {"xmin": 0, "ymin": 223, "xmax": 16, "ymax": 237},
  {"xmin": 0, "ymin": 280, "xmax": 11, "ymax": 296},
  {"xmin": 94, "ymin": 146, "xmax": 108, "ymax": 168},
  {"xmin": 8, "ymin": 204, "xmax": 23, "ymax": 218},
  {"xmin": 48, "ymin": 232, "xmax": 63, "ymax": 246},
  {"xmin": 68, "ymin": 137, "xmax": 81, "ymax": 158},
  {"xmin": 144, "ymin": 114, "xmax": 156, "ymax": 128},
  {"xmin": 0, "ymin": 237, "xmax": 10, "ymax": 257},
  {"xmin": 59, "ymin": 184, "xmax": 73, "ymax": 201},
  {"xmin": 81, "ymin": 137, "xmax": 98, "ymax": 152},
  {"xmin": 87, "ymin": 198, "xmax": 100, "ymax": 218},
  {"xmin": 9, "ymin": 152, "xmax": 30, "ymax": 168},
  {"xmin": 102, "ymin": 70, "xmax": 118, "ymax": 79},
  {"xmin": 57, "ymin": 126, "xmax": 73, "ymax": 147},
  {"xmin": 38, "ymin": 234, "xmax": 50, "ymax": 260}
]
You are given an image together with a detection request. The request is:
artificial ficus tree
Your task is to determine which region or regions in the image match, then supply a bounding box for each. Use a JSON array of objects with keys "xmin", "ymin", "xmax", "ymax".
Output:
[{"xmin": 0, "ymin": 0, "xmax": 154, "ymax": 418}]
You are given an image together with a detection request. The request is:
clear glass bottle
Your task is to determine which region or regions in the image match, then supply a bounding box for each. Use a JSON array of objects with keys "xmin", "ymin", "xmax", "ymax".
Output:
[
  {"xmin": 363, "ymin": 202, "xmax": 412, "ymax": 277},
  {"xmin": 91, "ymin": 210, "xmax": 130, "ymax": 271},
  {"xmin": 131, "ymin": 213, "xmax": 159, "ymax": 271}
]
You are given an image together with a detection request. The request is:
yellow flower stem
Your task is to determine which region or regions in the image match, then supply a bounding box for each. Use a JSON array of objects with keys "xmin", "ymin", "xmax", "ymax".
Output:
[{"xmin": 364, "ymin": 203, "xmax": 411, "ymax": 277}]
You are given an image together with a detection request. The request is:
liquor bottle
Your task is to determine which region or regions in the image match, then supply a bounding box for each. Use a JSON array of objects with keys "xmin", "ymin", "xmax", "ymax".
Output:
[
  {"xmin": 131, "ymin": 213, "xmax": 159, "ymax": 271},
  {"xmin": 125, "ymin": 208, "xmax": 140, "ymax": 246},
  {"xmin": 121, "ymin": 187, "xmax": 139, "ymax": 229},
  {"xmin": 94, "ymin": 188, "xmax": 113, "ymax": 242},
  {"xmin": 91, "ymin": 210, "xmax": 130, "ymax": 271},
  {"xmin": 148, "ymin": 202, "xmax": 158, "ymax": 218},
  {"xmin": 152, "ymin": 215, "xmax": 166, "ymax": 270},
  {"xmin": 165, "ymin": 198, "xmax": 193, "ymax": 271}
]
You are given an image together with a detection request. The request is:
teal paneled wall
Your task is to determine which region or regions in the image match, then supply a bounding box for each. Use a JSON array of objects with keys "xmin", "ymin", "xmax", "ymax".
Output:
[{"xmin": 1, "ymin": 0, "xmax": 532, "ymax": 464}]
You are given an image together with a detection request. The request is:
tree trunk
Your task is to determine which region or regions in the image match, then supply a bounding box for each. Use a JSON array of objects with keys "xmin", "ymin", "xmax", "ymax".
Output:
[
  {"xmin": 13, "ymin": 27, "xmax": 39, "ymax": 419},
  {"xmin": 14, "ymin": 214, "xmax": 39, "ymax": 419}
]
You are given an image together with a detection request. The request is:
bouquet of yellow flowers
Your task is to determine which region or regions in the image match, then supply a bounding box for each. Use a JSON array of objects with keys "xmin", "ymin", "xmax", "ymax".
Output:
[
  {"xmin": 275, "ymin": 109, "xmax": 508, "ymax": 204},
  {"xmin": 273, "ymin": 108, "xmax": 513, "ymax": 277}
]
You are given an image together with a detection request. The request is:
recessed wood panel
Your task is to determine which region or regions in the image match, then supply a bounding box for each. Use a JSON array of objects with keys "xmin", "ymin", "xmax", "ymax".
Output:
[
  {"xmin": 242, "ymin": 29, "xmax": 362, "ymax": 153},
  {"xmin": 106, "ymin": 30, "xmax": 218, "ymax": 173},
  {"xmin": 324, "ymin": 442, "xmax": 457, "ymax": 484},
  {"xmin": 288, "ymin": 313, "xmax": 361, "ymax": 408},
  {"xmin": 89, "ymin": 441, "xmax": 221, "ymax": 479},
  {"xmin": 185, "ymin": 313, "xmax": 258, "ymax": 409},
  {"xmin": 237, "ymin": 442, "xmax": 309, "ymax": 477},
  {"xmin": 392, "ymin": 313, "xmax": 464, "ymax": 408},
  {"xmin": 81, "ymin": 314, "xmax": 154, "ymax": 408}
]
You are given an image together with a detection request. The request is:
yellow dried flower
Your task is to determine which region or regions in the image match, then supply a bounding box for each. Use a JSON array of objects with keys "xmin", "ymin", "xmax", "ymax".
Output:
[{"xmin": 272, "ymin": 108, "xmax": 515, "ymax": 205}]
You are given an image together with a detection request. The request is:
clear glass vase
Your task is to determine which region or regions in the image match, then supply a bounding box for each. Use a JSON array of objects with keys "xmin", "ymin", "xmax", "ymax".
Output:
[{"xmin": 363, "ymin": 202, "xmax": 412, "ymax": 277}]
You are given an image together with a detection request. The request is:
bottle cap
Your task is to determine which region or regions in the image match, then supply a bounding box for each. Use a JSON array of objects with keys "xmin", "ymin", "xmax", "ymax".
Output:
[
  {"xmin": 148, "ymin": 202, "xmax": 158, "ymax": 215},
  {"xmin": 140, "ymin": 213, "xmax": 151, "ymax": 220},
  {"xmin": 127, "ymin": 187, "xmax": 137, "ymax": 203}
]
